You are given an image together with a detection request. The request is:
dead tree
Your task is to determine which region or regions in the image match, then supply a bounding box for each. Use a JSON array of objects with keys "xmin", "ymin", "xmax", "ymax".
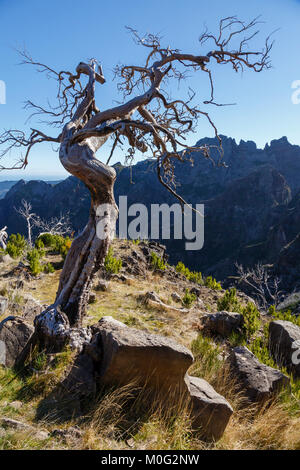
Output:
[
  {"xmin": 0, "ymin": 17, "xmax": 273, "ymax": 344},
  {"xmin": 235, "ymin": 262, "xmax": 283, "ymax": 311},
  {"xmin": 15, "ymin": 199, "xmax": 40, "ymax": 247},
  {"xmin": 35, "ymin": 213, "xmax": 72, "ymax": 237}
]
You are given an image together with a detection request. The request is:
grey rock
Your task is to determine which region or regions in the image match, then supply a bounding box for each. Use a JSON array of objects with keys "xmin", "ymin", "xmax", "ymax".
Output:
[
  {"xmin": 0, "ymin": 417, "xmax": 49, "ymax": 439},
  {"xmin": 51, "ymin": 426, "xmax": 82, "ymax": 442},
  {"xmin": 9, "ymin": 400, "xmax": 23, "ymax": 410},
  {"xmin": 277, "ymin": 292, "xmax": 300, "ymax": 311},
  {"xmin": 185, "ymin": 375, "xmax": 233, "ymax": 441},
  {"xmin": 171, "ymin": 292, "xmax": 181, "ymax": 303},
  {"xmin": 94, "ymin": 279, "xmax": 109, "ymax": 292},
  {"xmin": 92, "ymin": 316, "xmax": 193, "ymax": 390},
  {"xmin": 269, "ymin": 320, "xmax": 300, "ymax": 377},
  {"xmin": 61, "ymin": 353, "xmax": 96, "ymax": 399},
  {"xmin": 0, "ymin": 317, "xmax": 34, "ymax": 367},
  {"xmin": 229, "ymin": 346, "xmax": 290, "ymax": 402},
  {"xmin": 0, "ymin": 254, "xmax": 12, "ymax": 264},
  {"xmin": 200, "ymin": 311, "xmax": 244, "ymax": 337},
  {"xmin": 190, "ymin": 287, "xmax": 202, "ymax": 297}
]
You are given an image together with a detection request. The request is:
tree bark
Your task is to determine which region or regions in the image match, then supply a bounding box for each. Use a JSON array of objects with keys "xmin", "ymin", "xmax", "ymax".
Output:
[{"xmin": 46, "ymin": 132, "xmax": 118, "ymax": 328}]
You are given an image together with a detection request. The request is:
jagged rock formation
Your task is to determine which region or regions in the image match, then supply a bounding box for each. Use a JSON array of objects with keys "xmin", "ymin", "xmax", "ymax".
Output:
[{"xmin": 0, "ymin": 135, "xmax": 299, "ymax": 289}]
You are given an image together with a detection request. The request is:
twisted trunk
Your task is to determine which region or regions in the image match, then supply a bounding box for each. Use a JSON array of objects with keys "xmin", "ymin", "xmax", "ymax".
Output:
[
  {"xmin": 56, "ymin": 135, "xmax": 118, "ymax": 327},
  {"xmin": 35, "ymin": 129, "xmax": 118, "ymax": 335}
]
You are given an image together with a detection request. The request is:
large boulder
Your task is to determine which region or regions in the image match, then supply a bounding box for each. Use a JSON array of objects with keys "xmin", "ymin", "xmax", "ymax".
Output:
[
  {"xmin": 185, "ymin": 375, "xmax": 233, "ymax": 440},
  {"xmin": 90, "ymin": 316, "xmax": 193, "ymax": 391},
  {"xmin": 0, "ymin": 317, "xmax": 34, "ymax": 367},
  {"xmin": 200, "ymin": 311, "xmax": 244, "ymax": 337},
  {"xmin": 229, "ymin": 346, "xmax": 290, "ymax": 403},
  {"xmin": 269, "ymin": 320, "xmax": 300, "ymax": 377}
]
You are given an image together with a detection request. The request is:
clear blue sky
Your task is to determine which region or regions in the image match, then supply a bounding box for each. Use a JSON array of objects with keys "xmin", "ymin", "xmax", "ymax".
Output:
[{"xmin": 0, "ymin": 0, "xmax": 300, "ymax": 180}]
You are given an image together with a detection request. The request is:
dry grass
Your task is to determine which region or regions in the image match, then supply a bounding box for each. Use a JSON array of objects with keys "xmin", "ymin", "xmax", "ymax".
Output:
[{"xmin": 0, "ymin": 239, "xmax": 299, "ymax": 450}]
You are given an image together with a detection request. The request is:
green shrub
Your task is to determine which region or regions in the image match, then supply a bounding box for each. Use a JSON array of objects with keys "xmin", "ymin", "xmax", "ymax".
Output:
[
  {"xmin": 6, "ymin": 233, "xmax": 27, "ymax": 258},
  {"xmin": 151, "ymin": 252, "xmax": 166, "ymax": 271},
  {"xmin": 217, "ymin": 287, "xmax": 241, "ymax": 312},
  {"xmin": 37, "ymin": 233, "xmax": 54, "ymax": 247},
  {"xmin": 36, "ymin": 233, "xmax": 72, "ymax": 259},
  {"xmin": 35, "ymin": 238, "xmax": 45, "ymax": 251},
  {"xmin": 218, "ymin": 288, "xmax": 260, "ymax": 338},
  {"xmin": 43, "ymin": 262, "xmax": 55, "ymax": 274},
  {"xmin": 182, "ymin": 288, "xmax": 197, "ymax": 308},
  {"xmin": 104, "ymin": 248, "xmax": 122, "ymax": 274},
  {"xmin": 204, "ymin": 275, "xmax": 222, "ymax": 290},
  {"xmin": 175, "ymin": 261, "xmax": 203, "ymax": 284},
  {"xmin": 242, "ymin": 302, "xmax": 261, "ymax": 338},
  {"xmin": 269, "ymin": 305, "xmax": 300, "ymax": 327},
  {"xmin": 27, "ymin": 248, "xmax": 43, "ymax": 276}
]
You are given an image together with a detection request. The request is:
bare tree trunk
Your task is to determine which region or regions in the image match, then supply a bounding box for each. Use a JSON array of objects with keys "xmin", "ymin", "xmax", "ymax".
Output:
[{"xmin": 53, "ymin": 137, "xmax": 118, "ymax": 327}]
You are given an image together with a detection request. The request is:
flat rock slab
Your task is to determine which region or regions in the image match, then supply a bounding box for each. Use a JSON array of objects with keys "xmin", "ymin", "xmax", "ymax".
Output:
[
  {"xmin": 92, "ymin": 316, "xmax": 193, "ymax": 390},
  {"xmin": 269, "ymin": 320, "xmax": 300, "ymax": 377},
  {"xmin": 200, "ymin": 311, "xmax": 244, "ymax": 337},
  {"xmin": 0, "ymin": 417, "xmax": 49, "ymax": 440},
  {"xmin": 229, "ymin": 346, "xmax": 290, "ymax": 403},
  {"xmin": 185, "ymin": 375, "xmax": 233, "ymax": 441},
  {"xmin": 0, "ymin": 317, "xmax": 34, "ymax": 367}
]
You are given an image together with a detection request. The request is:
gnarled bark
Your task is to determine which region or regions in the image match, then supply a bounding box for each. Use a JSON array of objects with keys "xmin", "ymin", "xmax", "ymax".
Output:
[{"xmin": 49, "ymin": 135, "xmax": 118, "ymax": 327}]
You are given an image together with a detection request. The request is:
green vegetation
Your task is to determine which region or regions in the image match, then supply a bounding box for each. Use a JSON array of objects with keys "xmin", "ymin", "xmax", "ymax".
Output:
[
  {"xmin": 269, "ymin": 305, "xmax": 300, "ymax": 327},
  {"xmin": 218, "ymin": 288, "xmax": 261, "ymax": 338},
  {"xmin": 36, "ymin": 233, "xmax": 72, "ymax": 260},
  {"xmin": 150, "ymin": 252, "xmax": 166, "ymax": 271},
  {"xmin": 43, "ymin": 262, "xmax": 55, "ymax": 274},
  {"xmin": 175, "ymin": 262, "xmax": 221, "ymax": 290},
  {"xmin": 26, "ymin": 248, "xmax": 43, "ymax": 276},
  {"xmin": 204, "ymin": 275, "xmax": 222, "ymax": 290},
  {"xmin": 217, "ymin": 287, "xmax": 240, "ymax": 311},
  {"xmin": 175, "ymin": 261, "xmax": 203, "ymax": 284},
  {"xmin": 6, "ymin": 234, "xmax": 27, "ymax": 259},
  {"xmin": 182, "ymin": 289, "xmax": 196, "ymax": 308},
  {"xmin": 191, "ymin": 334, "xmax": 223, "ymax": 383},
  {"xmin": 104, "ymin": 247, "xmax": 122, "ymax": 274}
]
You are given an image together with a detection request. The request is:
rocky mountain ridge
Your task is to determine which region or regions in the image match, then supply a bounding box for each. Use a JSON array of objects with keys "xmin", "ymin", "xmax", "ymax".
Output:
[{"xmin": 0, "ymin": 135, "xmax": 299, "ymax": 289}]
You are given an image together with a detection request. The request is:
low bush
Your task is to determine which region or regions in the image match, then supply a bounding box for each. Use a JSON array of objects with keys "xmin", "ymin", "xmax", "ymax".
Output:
[
  {"xmin": 27, "ymin": 248, "xmax": 43, "ymax": 276},
  {"xmin": 151, "ymin": 252, "xmax": 166, "ymax": 271},
  {"xmin": 218, "ymin": 287, "xmax": 260, "ymax": 338},
  {"xmin": 175, "ymin": 261, "xmax": 203, "ymax": 284},
  {"xmin": 6, "ymin": 233, "xmax": 27, "ymax": 259},
  {"xmin": 182, "ymin": 288, "xmax": 197, "ymax": 308},
  {"xmin": 104, "ymin": 248, "xmax": 122, "ymax": 274}
]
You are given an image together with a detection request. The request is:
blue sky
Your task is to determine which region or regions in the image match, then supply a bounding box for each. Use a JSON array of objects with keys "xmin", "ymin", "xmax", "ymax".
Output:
[{"xmin": 0, "ymin": 0, "xmax": 300, "ymax": 180}]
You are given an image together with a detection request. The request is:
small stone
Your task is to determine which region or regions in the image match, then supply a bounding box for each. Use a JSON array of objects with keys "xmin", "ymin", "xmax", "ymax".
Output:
[
  {"xmin": 94, "ymin": 280, "xmax": 109, "ymax": 292},
  {"xmin": 88, "ymin": 293, "xmax": 96, "ymax": 304},
  {"xmin": 9, "ymin": 400, "xmax": 23, "ymax": 410},
  {"xmin": 171, "ymin": 292, "xmax": 181, "ymax": 303}
]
